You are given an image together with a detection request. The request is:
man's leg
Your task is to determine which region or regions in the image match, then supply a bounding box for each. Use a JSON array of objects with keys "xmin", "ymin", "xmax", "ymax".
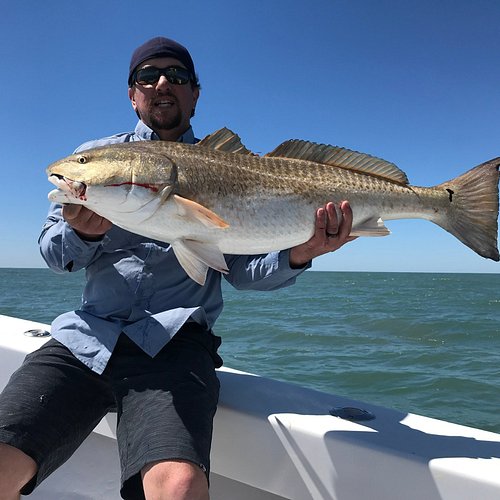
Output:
[
  {"xmin": 0, "ymin": 339, "xmax": 114, "ymax": 496},
  {"xmin": 115, "ymin": 327, "xmax": 221, "ymax": 500},
  {"xmin": 142, "ymin": 459, "xmax": 209, "ymax": 500},
  {"xmin": 0, "ymin": 443, "xmax": 37, "ymax": 500}
]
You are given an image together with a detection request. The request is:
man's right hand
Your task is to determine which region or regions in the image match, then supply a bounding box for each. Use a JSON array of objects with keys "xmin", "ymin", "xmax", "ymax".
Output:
[{"xmin": 62, "ymin": 205, "xmax": 112, "ymax": 241}]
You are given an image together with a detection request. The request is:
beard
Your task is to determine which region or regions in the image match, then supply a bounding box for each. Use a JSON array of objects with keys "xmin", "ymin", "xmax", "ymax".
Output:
[
  {"xmin": 147, "ymin": 104, "xmax": 183, "ymax": 132},
  {"xmin": 137, "ymin": 89, "xmax": 186, "ymax": 133}
]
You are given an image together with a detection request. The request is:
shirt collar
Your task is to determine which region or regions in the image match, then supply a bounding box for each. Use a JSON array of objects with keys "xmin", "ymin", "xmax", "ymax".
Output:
[{"xmin": 134, "ymin": 121, "xmax": 196, "ymax": 144}]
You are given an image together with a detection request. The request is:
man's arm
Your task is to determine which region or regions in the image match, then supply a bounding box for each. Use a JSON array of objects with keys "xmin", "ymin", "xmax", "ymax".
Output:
[{"xmin": 38, "ymin": 204, "xmax": 112, "ymax": 273}]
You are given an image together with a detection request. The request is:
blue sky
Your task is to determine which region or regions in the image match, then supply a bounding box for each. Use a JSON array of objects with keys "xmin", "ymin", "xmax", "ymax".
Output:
[{"xmin": 1, "ymin": 0, "xmax": 499, "ymax": 273}]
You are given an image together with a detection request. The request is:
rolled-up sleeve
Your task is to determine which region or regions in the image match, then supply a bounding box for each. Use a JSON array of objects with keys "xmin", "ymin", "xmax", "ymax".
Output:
[
  {"xmin": 38, "ymin": 203, "xmax": 105, "ymax": 273},
  {"xmin": 224, "ymin": 249, "xmax": 311, "ymax": 291}
]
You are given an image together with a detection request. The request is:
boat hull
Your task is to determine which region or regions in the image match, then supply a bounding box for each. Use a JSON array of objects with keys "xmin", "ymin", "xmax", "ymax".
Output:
[{"xmin": 1, "ymin": 314, "xmax": 500, "ymax": 500}]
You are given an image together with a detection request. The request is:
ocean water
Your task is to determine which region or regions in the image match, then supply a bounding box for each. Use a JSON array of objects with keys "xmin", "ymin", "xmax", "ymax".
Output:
[{"xmin": 1, "ymin": 268, "xmax": 499, "ymax": 433}]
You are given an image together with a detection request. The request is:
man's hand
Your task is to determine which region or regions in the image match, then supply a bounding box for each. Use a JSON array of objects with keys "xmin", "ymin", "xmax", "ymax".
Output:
[
  {"xmin": 62, "ymin": 205, "xmax": 112, "ymax": 241},
  {"xmin": 289, "ymin": 201, "xmax": 357, "ymax": 268}
]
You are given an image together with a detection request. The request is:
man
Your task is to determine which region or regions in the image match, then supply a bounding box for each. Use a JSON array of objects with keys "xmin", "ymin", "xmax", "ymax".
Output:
[{"xmin": 0, "ymin": 37, "xmax": 355, "ymax": 500}]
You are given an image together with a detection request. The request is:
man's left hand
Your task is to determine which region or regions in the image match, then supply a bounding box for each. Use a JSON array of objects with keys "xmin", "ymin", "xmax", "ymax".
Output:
[{"xmin": 289, "ymin": 201, "xmax": 357, "ymax": 268}]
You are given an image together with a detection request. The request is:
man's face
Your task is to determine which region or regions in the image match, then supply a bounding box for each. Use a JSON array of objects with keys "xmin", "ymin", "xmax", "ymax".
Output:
[{"xmin": 128, "ymin": 57, "xmax": 199, "ymax": 141}]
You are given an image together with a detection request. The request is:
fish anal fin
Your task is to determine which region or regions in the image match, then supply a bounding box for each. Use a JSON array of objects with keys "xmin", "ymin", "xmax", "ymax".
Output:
[
  {"xmin": 265, "ymin": 140, "xmax": 409, "ymax": 185},
  {"xmin": 351, "ymin": 217, "xmax": 391, "ymax": 237},
  {"xmin": 172, "ymin": 239, "xmax": 229, "ymax": 286},
  {"xmin": 197, "ymin": 128, "xmax": 255, "ymax": 155},
  {"xmin": 174, "ymin": 195, "xmax": 229, "ymax": 229}
]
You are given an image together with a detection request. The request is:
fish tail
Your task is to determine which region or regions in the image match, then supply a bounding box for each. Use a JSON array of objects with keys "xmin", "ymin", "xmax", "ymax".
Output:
[{"xmin": 434, "ymin": 158, "xmax": 499, "ymax": 261}]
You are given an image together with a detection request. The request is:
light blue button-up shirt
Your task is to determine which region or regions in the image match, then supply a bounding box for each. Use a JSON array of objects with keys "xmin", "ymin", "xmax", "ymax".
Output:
[{"xmin": 39, "ymin": 122, "xmax": 310, "ymax": 374}]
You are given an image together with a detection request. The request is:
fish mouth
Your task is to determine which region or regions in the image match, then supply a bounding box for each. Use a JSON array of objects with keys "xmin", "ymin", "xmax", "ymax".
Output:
[{"xmin": 49, "ymin": 174, "xmax": 87, "ymax": 200}]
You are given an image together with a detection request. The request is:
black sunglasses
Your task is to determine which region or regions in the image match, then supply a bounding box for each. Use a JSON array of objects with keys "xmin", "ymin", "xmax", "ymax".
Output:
[{"xmin": 133, "ymin": 66, "xmax": 192, "ymax": 86}]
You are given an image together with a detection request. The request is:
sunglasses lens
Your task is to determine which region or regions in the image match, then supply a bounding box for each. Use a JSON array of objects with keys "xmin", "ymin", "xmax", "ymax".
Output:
[
  {"xmin": 135, "ymin": 66, "xmax": 191, "ymax": 86},
  {"xmin": 135, "ymin": 67, "xmax": 161, "ymax": 85},
  {"xmin": 166, "ymin": 67, "xmax": 190, "ymax": 85}
]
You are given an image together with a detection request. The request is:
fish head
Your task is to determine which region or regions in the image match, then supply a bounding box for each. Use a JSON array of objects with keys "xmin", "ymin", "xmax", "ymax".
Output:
[{"xmin": 46, "ymin": 143, "xmax": 177, "ymax": 218}]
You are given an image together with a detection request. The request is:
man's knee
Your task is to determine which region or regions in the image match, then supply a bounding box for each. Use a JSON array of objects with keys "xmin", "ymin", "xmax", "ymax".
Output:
[
  {"xmin": 141, "ymin": 459, "xmax": 209, "ymax": 500},
  {"xmin": 0, "ymin": 443, "xmax": 38, "ymax": 498}
]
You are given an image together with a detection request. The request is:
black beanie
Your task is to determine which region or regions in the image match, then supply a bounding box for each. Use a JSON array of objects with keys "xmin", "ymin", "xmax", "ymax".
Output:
[{"xmin": 128, "ymin": 37, "xmax": 196, "ymax": 86}]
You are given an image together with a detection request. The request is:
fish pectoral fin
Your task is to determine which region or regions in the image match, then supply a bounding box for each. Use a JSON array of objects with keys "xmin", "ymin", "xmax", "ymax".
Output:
[
  {"xmin": 173, "ymin": 195, "xmax": 229, "ymax": 229},
  {"xmin": 351, "ymin": 217, "xmax": 391, "ymax": 237},
  {"xmin": 172, "ymin": 239, "xmax": 229, "ymax": 286}
]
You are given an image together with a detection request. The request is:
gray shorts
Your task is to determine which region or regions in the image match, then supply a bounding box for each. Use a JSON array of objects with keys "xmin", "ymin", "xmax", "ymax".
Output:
[{"xmin": 0, "ymin": 323, "xmax": 221, "ymax": 500}]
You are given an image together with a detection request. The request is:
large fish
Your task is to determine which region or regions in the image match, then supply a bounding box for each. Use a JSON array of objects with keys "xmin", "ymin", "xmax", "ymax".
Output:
[{"xmin": 47, "ymin": 128, "xmax": 500, "ymax": 285}]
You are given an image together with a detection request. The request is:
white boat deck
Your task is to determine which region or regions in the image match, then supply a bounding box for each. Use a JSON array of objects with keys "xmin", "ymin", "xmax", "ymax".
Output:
[{"xmin": 1, "ymin": 314, "xmax": 500, "ymax": 500}]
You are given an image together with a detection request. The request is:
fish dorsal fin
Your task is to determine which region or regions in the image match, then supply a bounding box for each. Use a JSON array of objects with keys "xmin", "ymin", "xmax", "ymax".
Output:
[
  {"xmin": 265, "ymin": 140, "xmax": 409, "ymax": 185},
  {"xmin": 197, "ymin": 128, "xmax": 255, "ymax": 155}
]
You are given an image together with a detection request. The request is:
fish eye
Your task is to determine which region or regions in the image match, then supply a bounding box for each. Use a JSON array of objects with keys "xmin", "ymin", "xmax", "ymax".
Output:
[{"xmin": 76, "ymin": 155, "xmax": 88, "ymax": 164}]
